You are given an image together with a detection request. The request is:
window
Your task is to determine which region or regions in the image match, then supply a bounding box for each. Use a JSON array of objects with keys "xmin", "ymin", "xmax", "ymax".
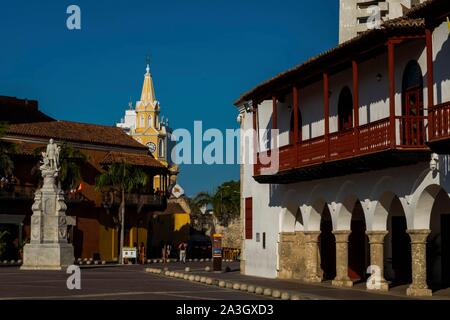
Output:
[
  {"xmin": 245, "ymin": 197, "xmax": 253, "ymax": 239},
  {"xmin": 158, "ymin": 139, "xmax": 165, "ymax": 158},
  {"xmin": 289, "ymin": 106, "xmax": 302, "ymax": 144},
  {"xmin": 338, "ymin": 86, "xmax": 353, "ymax": 131},
  {"xmin": 140, "ymin": 115, "xmax": 145, "ymax": 128},
  {"xmin": 148, "ymin": 115, "xmax": 152, "ymax": 127}
]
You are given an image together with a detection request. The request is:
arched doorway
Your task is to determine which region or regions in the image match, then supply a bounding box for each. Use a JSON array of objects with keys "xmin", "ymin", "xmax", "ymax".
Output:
[
  {"xmin": 385, "ymin": 196, "xmax": 411, "ymax": 286},
  {"xmin": 348, "ymin": 200, "xmax": 368, "ymax": 281},
  {"xmin": 401, "ymin": 60, "xmax": 424, "ymax": 146},
  {"xmin": 338, "ymin": 86, "xmax": 353, "ymax": 132},
  {"xmin": 418, "ymin": 186, "xmax": 450, "ymax": 290},
  {"xmin": 319, "ymin": 205, "xmax": 336, "ymax": 281}
]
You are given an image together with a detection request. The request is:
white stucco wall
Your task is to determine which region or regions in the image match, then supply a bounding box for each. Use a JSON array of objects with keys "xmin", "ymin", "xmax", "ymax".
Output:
[{"xmin": 433, "ymin": 20, "xmax": 450, "ymax": 105}]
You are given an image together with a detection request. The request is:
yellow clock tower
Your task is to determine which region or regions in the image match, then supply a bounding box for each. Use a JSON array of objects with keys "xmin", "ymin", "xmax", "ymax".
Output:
[{"xmin": 132, "ymin": 64, "xmax": 168, "ymax": 167}]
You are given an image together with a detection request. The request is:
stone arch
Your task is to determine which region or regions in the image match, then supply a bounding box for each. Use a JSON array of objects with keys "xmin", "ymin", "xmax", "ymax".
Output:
[
  {"xmin": 335, "ymin": 195, "xmax": 359, "ymax": 231},
  {"xmin": 414, "ymin": 184, "xmax": 442, "ymax": 230},
  {"xmin": 371, "ymin": 191, "xmax": 397, "ymax": 231},
  {"xmin": 411, "ymin": 184, "xmax": 450, "ymax": 288},
  {"xmin": 280, "ymin": 204, "xmax": 303, "ymax": 233},
  {"xmin": 305, "ymin": 198, "xmax": 327, "ymax": 232}
]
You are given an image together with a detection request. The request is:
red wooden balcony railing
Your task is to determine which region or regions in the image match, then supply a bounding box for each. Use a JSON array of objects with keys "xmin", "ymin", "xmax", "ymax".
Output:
[
  {"xmin": 255, "ymin": 115, "xmax": 427, "ymax": 176},
  {"xmin": 429, "ymin": 101, "xmax": 450, "ymax": 142}
]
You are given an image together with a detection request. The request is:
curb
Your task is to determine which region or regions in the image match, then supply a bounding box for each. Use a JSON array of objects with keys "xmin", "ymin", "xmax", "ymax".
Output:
[{"xmin": 144, "ymin": 267, "xmax": 306, "ymax": 300}]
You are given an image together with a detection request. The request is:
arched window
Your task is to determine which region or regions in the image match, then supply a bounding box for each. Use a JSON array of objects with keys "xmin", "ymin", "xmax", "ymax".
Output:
[
  {"xmin": 140, "ymin": 115, "xmax": 144, "ymax": 128},
  {"xmin": 401, "ymin": 60, "xmax": 424, "ymax": 145},
  {"xmin": 338, "ymin": 86, "xmax": 353, "ymax": 131},
  {"xmin": 148, "ymin": 115, "xmax": 152, "ymax": 127},
  {"xmin": 158, "ymin": 139, "xmax": 165, "ymax": 158},
  {"xmin": 289, "ymin": 107, "xmax": 302, "ymax": 144}
]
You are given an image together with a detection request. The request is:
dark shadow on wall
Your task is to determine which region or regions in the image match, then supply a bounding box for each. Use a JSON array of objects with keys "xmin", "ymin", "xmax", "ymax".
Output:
[{"xmin": 432, "ymin": 33, "xmax": 450, "ymax": 105}]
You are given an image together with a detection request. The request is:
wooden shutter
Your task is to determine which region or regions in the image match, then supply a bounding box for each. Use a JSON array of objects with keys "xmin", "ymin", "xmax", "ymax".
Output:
[{"xmin": 245, "ymin": 197, "xmax": 253, "ymax": 239}]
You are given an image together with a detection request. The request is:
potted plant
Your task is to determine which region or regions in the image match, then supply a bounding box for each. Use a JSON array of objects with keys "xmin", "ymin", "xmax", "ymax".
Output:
[{"xmin": 18, "ymin": 238, "xmax": 28, "ymax": 260}]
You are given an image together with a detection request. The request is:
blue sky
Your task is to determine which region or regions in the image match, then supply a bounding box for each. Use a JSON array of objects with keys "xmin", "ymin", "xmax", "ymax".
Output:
[{"xmin": 0, "ymin": 0, "xmax": 339, "ymax": 196}]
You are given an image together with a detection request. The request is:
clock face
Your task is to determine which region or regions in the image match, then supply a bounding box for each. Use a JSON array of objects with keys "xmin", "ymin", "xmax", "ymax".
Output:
[{"xmin": 147, "ymin": 142, "xmax": 156, "ymax": 153}]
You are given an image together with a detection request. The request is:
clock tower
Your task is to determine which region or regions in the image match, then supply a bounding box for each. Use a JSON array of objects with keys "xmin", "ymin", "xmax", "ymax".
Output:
[{"xmin": 132, "ymin": 63, "xmax": 169, "ymax": 166}]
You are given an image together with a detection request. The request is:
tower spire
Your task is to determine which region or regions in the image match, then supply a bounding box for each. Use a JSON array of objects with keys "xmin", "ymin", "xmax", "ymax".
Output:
[{"xmin": 140, "ymin": 60, "xmax": 156, "ymax": 107}]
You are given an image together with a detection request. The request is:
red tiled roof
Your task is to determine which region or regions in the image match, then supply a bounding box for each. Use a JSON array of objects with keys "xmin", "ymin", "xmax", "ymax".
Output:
[
  {"xmin": 100, "ymin": 151, "xmax": 166, "ymax": 169},
  {"xmin": 234, "ymin": 17, "xmax": 425, "ymax": 105},
  {"xmin": 6, "ymin": 121, "xmax": 148, "ymax": 150}
]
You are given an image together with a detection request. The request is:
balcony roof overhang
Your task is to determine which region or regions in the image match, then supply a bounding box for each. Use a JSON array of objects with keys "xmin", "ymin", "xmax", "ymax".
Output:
[{"xmin": 254, "ymin": 149, "xmax": 431, "ymax": 184}]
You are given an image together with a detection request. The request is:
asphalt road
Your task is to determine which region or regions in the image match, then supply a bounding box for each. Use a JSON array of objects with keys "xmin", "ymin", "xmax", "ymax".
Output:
[{"xmin": 0, "ymin": 264, "xmax": 270, "ymax": 300}]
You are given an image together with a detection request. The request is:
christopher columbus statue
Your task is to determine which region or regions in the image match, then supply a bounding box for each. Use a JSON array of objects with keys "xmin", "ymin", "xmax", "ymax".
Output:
[{"xmin": 40, "ymin": 139, "xmax": 60, "ymax": 171}]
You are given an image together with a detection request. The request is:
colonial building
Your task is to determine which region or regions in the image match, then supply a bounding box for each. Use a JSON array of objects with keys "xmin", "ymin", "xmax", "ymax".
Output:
[
  {"xmin": 339, "ymin": 0, "xmax": 428, "ymax": 43},
  {"xmin": 0, "ymin": 98, "xmax": 169, "ymax": 262},
  {"xmin": 235, "ymin": 0, "xmax": 450, "ymax": 296}
]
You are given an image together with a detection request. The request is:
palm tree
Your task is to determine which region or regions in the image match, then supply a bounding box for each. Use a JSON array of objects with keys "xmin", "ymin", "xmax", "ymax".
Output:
[
  {"xmin": 191, "ymin": 180, "xmax": 240, "ymax": 229},
  {"xmin": 0, "ymin": 123, "xmax": 15, "ymax": 178},
  {"xmin": 95, "ymin": 162, "xmax": 148, "ymax": 264},
  {"xmin": 32, "ymin": 142, "xmax": 86, "ymax": 191}
]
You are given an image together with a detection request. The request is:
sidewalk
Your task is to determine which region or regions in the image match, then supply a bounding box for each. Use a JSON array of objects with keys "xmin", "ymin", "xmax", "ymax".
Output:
[{"xmin": 152, "ymin": 261, "xmax": 450, "ymax": 300}]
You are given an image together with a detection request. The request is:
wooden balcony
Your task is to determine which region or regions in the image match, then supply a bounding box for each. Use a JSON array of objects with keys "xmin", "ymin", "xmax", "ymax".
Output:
[
  {"xmin": 254, "ymin": 116, "xmax": 430, "ymax": 184},
  {"xmin": 428, "ymin": 101, "xmax": 450, "ymax": 154}
]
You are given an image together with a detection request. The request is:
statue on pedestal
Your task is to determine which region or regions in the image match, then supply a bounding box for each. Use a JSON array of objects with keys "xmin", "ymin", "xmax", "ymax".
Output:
[{"xmin": 21, "ymin": 139, "xmax": 75, "ymax": 270}]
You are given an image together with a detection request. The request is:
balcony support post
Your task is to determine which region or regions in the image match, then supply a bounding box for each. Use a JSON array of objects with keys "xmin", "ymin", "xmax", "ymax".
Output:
[
  {"xmin": 293, "ymin": 85, "xmax": 300, "ymax": 167},
  {"xmin": 352, "ymin": 60, "xmax": 359, "ymax": 152},
  {"xmin": 388, "ymin": 40, "xmax": 396, "ymax": 148},
  {"xmin": 272, "ymin": 96, "xmax": 277, "ymax": 130},
  {"xmin": 293, "ymin": 86, "xmax": 300, "ymax": 144},
  {"xmin": 323, "ymin": 72, "xmax": 330, "ymax": 160},
  {"xmin": 252, "ymin": 102, "xmax": 258, "ymax": 176},
  {"xmin": 426, "ymin": 27, "xmax": 434, "ymax": 141}
]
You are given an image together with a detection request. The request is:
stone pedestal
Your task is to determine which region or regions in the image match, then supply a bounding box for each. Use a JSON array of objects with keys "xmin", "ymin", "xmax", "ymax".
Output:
[
  {"xmin": 21, "ymin": 164, "xmax": 74, "ymax": 270},
  {"xmin": 366, "ymin": 230, "xmax": 389, "ymax": 291},
  {"xmin": 406, "ymin": 229, "xmax": 432, "ymax": 297},
  {"xmin": 332, "ymin": 230, "xmax": 353, "ymax": 287},
  {"xmin": 303, "ymin": 231, "xmax": 321, "ymax": 283}
]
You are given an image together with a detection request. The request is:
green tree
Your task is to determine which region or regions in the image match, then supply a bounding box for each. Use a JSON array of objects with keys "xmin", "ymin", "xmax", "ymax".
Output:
[
  {"xmin": 191, "ymin": 180, "xmax": 240, "ymax": 227},
  {"xmin": 0, "ymin": 123, "xmax": 15, "ymax": 178},
  {"xmin": 32, "ymin": 142, "xmax": 86, "ymax": 191},
  {"xmin": 95, "ymin": 162, "xmax": 148, "ymax": 264}
]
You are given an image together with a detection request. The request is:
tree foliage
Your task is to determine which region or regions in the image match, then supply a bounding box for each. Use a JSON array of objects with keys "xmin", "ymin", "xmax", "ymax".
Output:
[
  {"xmin": 191, "ymin": 180, "xmax": 240, "ymax": 227},
  {"xmin": 0, "ymin": 123, "xmax": 16, "ymax": 177}
]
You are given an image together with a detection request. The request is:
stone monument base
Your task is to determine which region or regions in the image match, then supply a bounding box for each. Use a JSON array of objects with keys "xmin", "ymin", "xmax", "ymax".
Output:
[{"xmin": 21, "ymin": 243, "xmax": 74, "ymax": 270}]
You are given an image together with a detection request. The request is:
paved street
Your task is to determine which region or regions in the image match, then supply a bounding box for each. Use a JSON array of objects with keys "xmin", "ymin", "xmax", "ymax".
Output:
[
  {"xmin": 0, "ymin": 263, "xmax": 270, "ymax": 300},
  {"xmin": 2, "ymin": 261, "xmax": 450, "ymax": 300}
]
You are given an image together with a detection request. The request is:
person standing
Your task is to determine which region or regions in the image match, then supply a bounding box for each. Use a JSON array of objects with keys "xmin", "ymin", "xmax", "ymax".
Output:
[
  {"xmin": 162, "ymin": 244, "xmax": 167, "ymax": 264},
  {"xmin": 178, "ymin": 242, "xmax": 187, "ymax": 263},
  {"xmin": 139, "ymin": 242, "xmax": 146, "ymax": 264}
]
